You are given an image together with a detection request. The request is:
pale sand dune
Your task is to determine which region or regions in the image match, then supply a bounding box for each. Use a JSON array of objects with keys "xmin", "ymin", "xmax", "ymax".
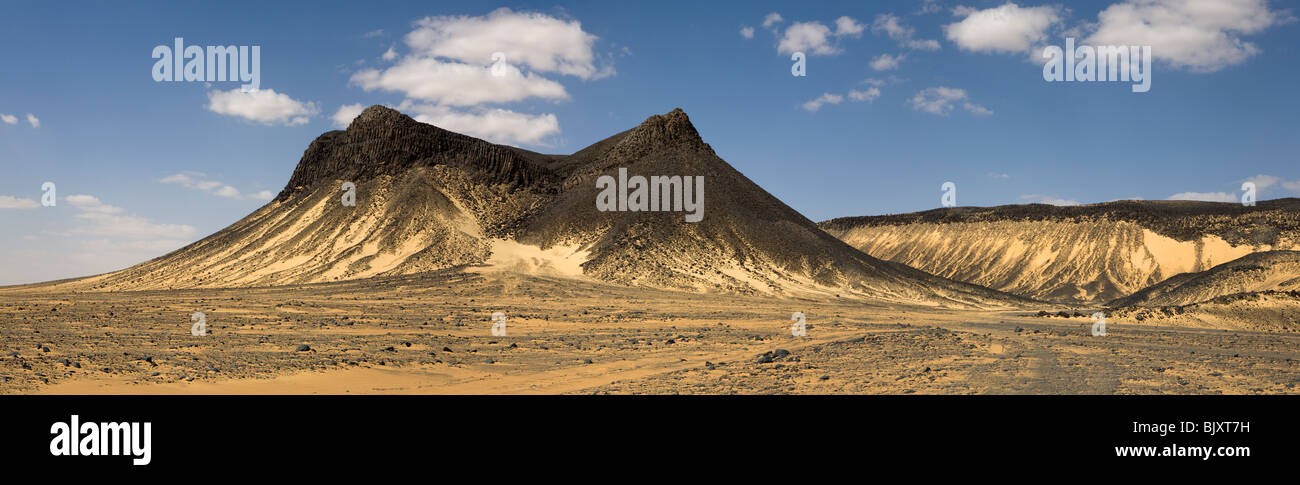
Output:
[{"xmin": 471, "ymin": 239, "xmax": 591, "ymax": 278}]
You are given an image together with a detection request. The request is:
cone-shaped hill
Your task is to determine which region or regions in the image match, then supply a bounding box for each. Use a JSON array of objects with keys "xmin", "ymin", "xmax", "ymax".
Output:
[{"xmin": 66, "ymin": 106, "xmax": 1023, "ymax": 308}]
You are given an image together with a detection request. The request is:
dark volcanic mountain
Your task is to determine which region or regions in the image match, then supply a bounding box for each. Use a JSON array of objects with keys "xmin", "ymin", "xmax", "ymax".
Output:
[
  {"xmin": 61, "ymin": 106, "xmax": 1022, "ymax": 308},
  {"xmin": 820, "ymin": 200, "xmax": 1300, "ymax": 304}
]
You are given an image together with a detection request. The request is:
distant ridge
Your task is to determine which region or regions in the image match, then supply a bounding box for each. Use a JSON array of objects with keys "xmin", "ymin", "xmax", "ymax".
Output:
[{"xmin": 821, "ymin": 200, "xmax": 1300, "ymax": 303}]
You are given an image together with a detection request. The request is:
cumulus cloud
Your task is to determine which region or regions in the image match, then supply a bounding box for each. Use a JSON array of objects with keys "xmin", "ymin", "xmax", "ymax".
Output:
[
  {"xmin": 1168, "ymin": 191, "xmax": 1238, "ymax": 203},
  {"xmin": 740, "ymin": 26, "xmax": 755, "ymax": 39},
  {"xmin": 351, "ymin": 58, "xmax": 568, "ymax": 106},
  {"xmin": 396, "ymin": 101, "xmax": 559, "ymax": 146},
  {"xmin": 848, "ymin": 87, "xmax": 882, "ymax": 102},
  {"xmin": 403, "ymin": 8, "xmax": 610, "ymax": 79},
  {"xmin": 65, "ymin": 194, "xmax": 198, "ymax": 239},
  {"xmin": 763, "ymin": 12, "xmax": 785, "ymax": 29},
  {"xmin": 0, "ymin": 195, "xmax": 39, "ymax": 209},
  {"xmin": 872, "ymin": 13, "xmax": 941, "ymax": 50},
  {"xmin": 1086, "ymin": 0, "xmax": 1292, "ymax": 72},
  {"xmin": 25, "ymin": 113, "xmax": 39, "ymax": 128},
  {"xmin": 332, "ymin": 103, "xmax": 366, "ymax": 128},
  {"xmin": 963, "ymin": 102, "xmax": 993, "ymax": 116},
  {"xmin": 801, "ymin": 93, "xmax": 845, "ymax": 112},
  {"xmin": 945, "ymin": 3, "xmax": 1063, "ymax": 54},
  {"xmin": 206, "ymin": 88, "xmax": 319, "ymax": 126},
  {"xmin": 381, "ymin": 45, "xmax": 397, "ymax": 61},
  {"xmin": 1245, "ymin": 174, "xmax": 1282, "ymax": 190},
  {"xmin": 348, "ymin": 9, "xmax": 609, "ymax": 147},
  {"xmin": 777, "ymin": 16, "xmax": 865, "ymax": 56},
  {"xmin": 909, "ymin": 86, "xmax": 992, "ymax": 116},
  {"xmin": 870, "ymin": 53, "xmax": 905, "ymax": 71},
  {"xmin": 159, "ymin": 172, "xmax": 274, "ymax": 201},
  {"xmin": 778, "ymin": 21, "xmax": 838, "ymax": 55},
  {"xmin": 0, "ymin": 113, "xmax": 16, "ymax": 124},
  {"xmin": 835, "ymin": 16, "xmax": 865, "ymax": 37}
]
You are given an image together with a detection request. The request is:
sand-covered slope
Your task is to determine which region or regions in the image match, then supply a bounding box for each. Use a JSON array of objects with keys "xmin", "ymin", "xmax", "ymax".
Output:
[
  {"xmin": 1109, "ymin": 250, "xmax": 1300, "ymax": 307},
  {"xmin": 1103, "ymin": 251, "xmax": 1300, "ymax": 332},
  {"xmin": 1108, "ymin": 290, "xmax": 1300, "ymax": 332},
  {"xmin": 44, "ymin": 106, "xmax": 1022, "ymax": 308},
  {"xmin": 820, "ymin": 200, "xmax": 1300, "ymax": 303}
]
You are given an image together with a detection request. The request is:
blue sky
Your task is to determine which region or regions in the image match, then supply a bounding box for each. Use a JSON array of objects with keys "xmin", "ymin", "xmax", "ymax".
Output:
[{"xmin": 1, "ymin": 0, "xmax": 1298, "ymax": 284}]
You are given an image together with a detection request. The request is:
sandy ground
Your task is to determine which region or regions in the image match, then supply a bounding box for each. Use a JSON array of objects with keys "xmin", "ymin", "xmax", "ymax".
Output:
[{"xmin": 2, "ymin": 269, "xmax": 1298, "ymax": 395}]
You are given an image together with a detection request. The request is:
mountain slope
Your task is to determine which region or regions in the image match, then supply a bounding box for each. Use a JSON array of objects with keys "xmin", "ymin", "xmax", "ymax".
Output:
[
  {"xmin": 1108, "ymin": 250, "xmax": 1300, "ymax": 307},
  {"xmin": 820, "ymin": 200, "xmax": 1300, "ymax": 303},
  {"xmin": 60, "ymin": 106, "xmax": 1023, "ymax": 308}
]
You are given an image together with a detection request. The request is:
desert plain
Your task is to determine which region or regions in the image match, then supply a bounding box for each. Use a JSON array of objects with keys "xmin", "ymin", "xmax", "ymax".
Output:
[{"xmin": 2, "ymin": 268, "xmax": 1297, "ymax": 395}]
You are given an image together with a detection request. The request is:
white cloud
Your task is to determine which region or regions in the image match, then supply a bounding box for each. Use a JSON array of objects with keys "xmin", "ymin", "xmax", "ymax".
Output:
[
  {"xmin": 740, "ymin": 26, "xmax": 755, "ymax": 39},
  {"xmin": 870, "ymin": 53, "xmax": 905, "ymax": 71},
  {"xmin": 801, "ymin": 93, "xmax": 844, "ymax": 112},
  {"xmin": 64, "ymin": 194, "xmax": 198, "ymax": 239},
  {"xmin": 0, "ymin": 113, "xmax": 16, "ymax": 124},
  {"xmin": 397, "ymin": 101, "xmax": 559, "ymax": 146},
  {"xmin": 1245, "ymin": 174, "xmax": 1281, "ymax": 190},
  {"xmin": 159, "ymin": 171, "xmax": 274, "ymax": 201},
  {"xmin": 963, "ymin": 102, "xmax": 993, "ymax": 116},
  {"xmin": 945, "ymin": 3, "xmax": 1062, "ymax": 54},
  {"xmin": 1086, "ymin": 0, "xmax": 1291, "ymax": 72},
  {"xmin": 381, "ymin": 45, "xmax": 397, "ymax": 61},
  {"xmin": 919, "ymin": 0, "xmax": 943, "ymax": 15},
  {"xmin": 206, "ymin": 88, "xmax": 319, "ymax": 126},
  {"xmin": 0, "ymin": 195, "xmax": 38, "ymax": 209},
  {"xmin": 404, "ymin": 8, "xmax": 609, "ymax": 79},
  {"xmin": 351, "ymin": 9, "xmax": 611, "ymax": 147},
  {"xmin": 987, "ymin": 172, "xmax": 1011, "ymax": 179},
  {"xmin": 332, "ymin": 103, "xmax": 366, "ymax": 128},
  {"xmin": 909, "ymin": 86, "xmax": 992, "ymax": 116},
  {"xmin": 872, "ymin": 13, "xmax": 941, "ymax": 50},
  {"xmin": 835, "ymin": 16, "xmax": 865, "ymax": 37},
  {"xmin": 763, "ymin": 12, "xmax": 785, "ymax": 29},
  {"xmin": 66, "ymin": 194, "xmax": 122, "ymax": 214},
  {"xmin": 1168, "ymin": 191, "xmax": 1238, "ymax": 203},
  {"xmin": 848, "ymin": 87, "xmax": 881, "ymax": 102},
  {"xmin": 214, "ymin": 186, "xmax": 241, "ymax": 198},
  {"xmin": 779, "ymin": 21, "xmax": 838, "ymax": 55},
  {"xmin": 352, "ymin": 57, "xmax": 568, "ymax": 106},
  {"xmin": 25, "ymin": 113, "xmax": 39, "ymax": 128},
  {"xmin": 1019, "ymin": 194, "xmax": 1081, "ymax": 206},
  {"xmin": 362, "ymin": 29, "xmax": 386, "ymax": 38},
  {"xmin": 776, "ymin": 16, "xmax": 867, "ymax": 56},
  {"xmin": 1237, "ymin": 174, "xmax": 1300, "ymax": 197}
]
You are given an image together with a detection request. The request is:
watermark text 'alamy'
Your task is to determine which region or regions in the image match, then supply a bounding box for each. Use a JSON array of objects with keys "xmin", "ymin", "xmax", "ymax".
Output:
[
  {"xmin": 152, "ymin": 37, "xmax": 259, "ymax": 92},
  {"xmin": 1042, "ymin": 38, "xmax": 1151, "ymax": 93}
]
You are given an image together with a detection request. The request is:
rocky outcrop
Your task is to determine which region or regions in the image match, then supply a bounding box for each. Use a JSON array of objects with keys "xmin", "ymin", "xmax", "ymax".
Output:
[{"xmin": 276, "ymin": 105, "xmax": 556, "ymax": 201}]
